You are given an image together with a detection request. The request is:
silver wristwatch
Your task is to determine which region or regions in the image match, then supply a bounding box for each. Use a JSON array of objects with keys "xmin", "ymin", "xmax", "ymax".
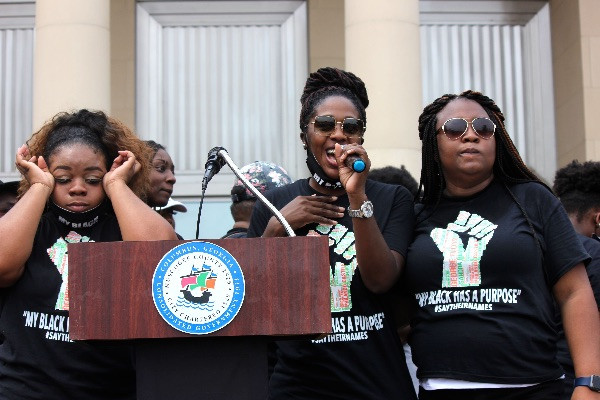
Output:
[{"xmin": 348, "ymin": 200, "xmax": 374, "ymax": 218}]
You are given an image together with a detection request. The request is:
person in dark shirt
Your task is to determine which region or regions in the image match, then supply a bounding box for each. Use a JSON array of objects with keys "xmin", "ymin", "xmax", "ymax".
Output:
[
  {"xmin": 553, "ymin": 160, "xmax": 600, "ymax": 399},
  {"xmin": 403, "ymin": 90, "xmax": 600, "ymax": 400},
  {"xmin": 222, "ymin": 161, "xmax": 291, "ymax": 239},
  {"xmin": 0, "ymin": 109, "xmax": 176, "ymax": 399},
  {"xmin": 248, "ymin": 67, "xmax": 417, "ymax": 400}
]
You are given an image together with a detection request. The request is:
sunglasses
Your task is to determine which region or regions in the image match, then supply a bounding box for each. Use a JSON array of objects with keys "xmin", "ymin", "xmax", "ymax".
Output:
[
  {"xmin": 307, "ymin": 115, "xmax": 366, "ymax": 138},
  {"xmin": 438, "ymin": 117, "xmax": 496, "ymax": 140}
]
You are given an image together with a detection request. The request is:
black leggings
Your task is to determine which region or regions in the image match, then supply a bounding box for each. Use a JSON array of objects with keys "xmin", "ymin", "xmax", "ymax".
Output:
[{"xmin": 419, "ymin": 379, "xmax": 564, "ymax": 400}]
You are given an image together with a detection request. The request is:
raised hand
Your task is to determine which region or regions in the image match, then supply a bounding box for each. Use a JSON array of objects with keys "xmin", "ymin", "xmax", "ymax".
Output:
[
  {"xmin": 334, "ymin": 142, "xmax": 370, "ymax": 195},
  {"xmin": 264, "ymin": 194, "xmax": 345, "ymax": 237},
  {"xmin": 103, "ymin": 150, "xmax": 141, "ymax": 196},
  {"xmin": 15, "ymin": 144, "xmax": 54, "ymax": 190},
  {"xmin": 281, "ymin": 194, "xmax": 345, "ymax": 229}
]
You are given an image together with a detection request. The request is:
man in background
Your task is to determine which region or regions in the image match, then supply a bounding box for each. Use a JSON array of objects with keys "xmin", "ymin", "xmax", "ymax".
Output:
[
  {"xmin": 156, "ymin": 197, "xmax": 187, "ymax": 231},
  {"xmin": 222, "ymin": 161, "xmax": 292, "ymax": 239}
]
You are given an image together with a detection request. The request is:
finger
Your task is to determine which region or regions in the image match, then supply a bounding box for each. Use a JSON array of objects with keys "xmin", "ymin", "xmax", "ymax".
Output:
[
  {"xmin": 118, "ymin": 150, "xmax": 135, "ymax": 160},
  {"xmin": 315, "ymin": 202, "xmax": 346, "ymax": 216},
  {"xmin": 305, "ymin": 202, "xmax": 344, "ymax": 218},
  {"xmin": 38, "ymin": 156, "xmax": 49, "ymax": 171},
  {"xmin": 335, "ymin": 143, "xmax": 344, "ymax": 160},
  {"xmin": 328, "ymin": 205, "xmax": 346, "ymax": 216},
  {"xmin": 110, "ymin": 154, "xmax": 125, "ymax": 170},
  {"xmin": 316, "ymin": 216, "xmax": 338, "ymax": 226},
  {"xmin": 315, "ymin": 207, "xmax": 345, "ymax": 219},
  {"xmin": 307, "ymin": 195, "xmax": 339, "ymax": 203},
  {"xmin": 132, "ymin": 160, "xmax": 141, "ymax": 175}
]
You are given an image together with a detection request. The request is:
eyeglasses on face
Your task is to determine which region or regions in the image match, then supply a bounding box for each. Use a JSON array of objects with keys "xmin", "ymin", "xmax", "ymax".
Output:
[
  {"xmin": 438, "ymin": 117, "xmax": 496, "ymax": 140},
  {"xmin": 306, "ymin": 115, "xmax": 366, "ymax": 138}
]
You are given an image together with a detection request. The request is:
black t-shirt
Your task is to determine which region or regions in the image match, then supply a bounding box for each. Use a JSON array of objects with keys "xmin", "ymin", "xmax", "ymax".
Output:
[
  {"xmin": 405, "ymin": 180, "xmax": 589, "ymax": 384},
  {"xmin": 248, "ymin": 178, "xmax": 417, "ymax": 400},
  {"xmin": 0, "ymin": 210, "xmax": 136, "ymax": 399}
]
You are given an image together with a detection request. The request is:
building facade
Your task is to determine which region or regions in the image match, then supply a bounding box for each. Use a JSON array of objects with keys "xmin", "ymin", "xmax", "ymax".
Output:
[{"xmin": 0, "ymin": 0, "xmax": 598, "ymax": 237}]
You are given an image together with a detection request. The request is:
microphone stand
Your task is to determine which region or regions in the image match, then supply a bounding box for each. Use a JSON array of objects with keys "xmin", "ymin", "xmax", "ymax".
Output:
[{"xmin": 217, "ymin": 149, "xmax": 296, "ymax": 238}]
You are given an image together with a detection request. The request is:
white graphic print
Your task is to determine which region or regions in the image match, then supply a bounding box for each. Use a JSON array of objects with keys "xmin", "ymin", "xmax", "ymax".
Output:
[{"xmin": 430, "ymin": 211, "xmax": 497, "ymax": 287}]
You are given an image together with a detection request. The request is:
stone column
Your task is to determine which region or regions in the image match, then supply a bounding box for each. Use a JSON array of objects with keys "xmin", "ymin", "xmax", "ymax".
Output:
[
  {"xmin": 33, "ymin": 0, "xmax": 110, "ymax": 129},
  {"xmin": 551, "ymin": 0, "xmax": 600, "ymax": 165},
  {"xmin": 345, "ymin": 0, "xmax": 423, "ymax": 179}
]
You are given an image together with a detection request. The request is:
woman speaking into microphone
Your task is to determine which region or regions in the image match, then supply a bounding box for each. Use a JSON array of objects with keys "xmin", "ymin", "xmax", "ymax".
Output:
[{"xmin": 247, "ymin": 67, "xmax": 417, "ymax": 399}]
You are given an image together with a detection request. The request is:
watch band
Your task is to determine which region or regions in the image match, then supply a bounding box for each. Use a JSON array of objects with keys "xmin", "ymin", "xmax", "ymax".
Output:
[
  {"xmin": 347, "ymin": 200, "xmax": 373, "ymax": 218},
  {"xmin": 574, "ymin": 375, "xmax": 600, "ymax": 392},
  {"xmin": 347, "ymin": 207, "xmax": 363, "ymax": 218}
]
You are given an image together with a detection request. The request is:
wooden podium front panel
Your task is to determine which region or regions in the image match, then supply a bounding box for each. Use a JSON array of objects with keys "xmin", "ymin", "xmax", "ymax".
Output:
[{"xmin": 68, "ymin": 236, "xmax": 331, "ymax": 340}]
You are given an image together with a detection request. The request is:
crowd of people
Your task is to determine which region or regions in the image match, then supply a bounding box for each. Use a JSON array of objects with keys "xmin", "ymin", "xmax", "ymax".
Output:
[{"xmin": 0, "ymin": 66, "xmax": 598, "ymax": 400}]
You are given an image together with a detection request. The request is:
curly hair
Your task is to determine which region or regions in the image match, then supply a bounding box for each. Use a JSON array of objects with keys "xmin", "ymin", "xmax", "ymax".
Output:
[
  {"xmin": 18, "ymin": 109, "xmax": 153, "ymax": 201},
  {"xmin": 299, "ymin": 67, "xmax": 369, "ymax": 140},
  {"xmin": 553, "ymin": 160, "xmax": 600, "ymax": 221},
  {"xmin": 417, "ymin": 90, "xmax": 542, "ymax": 206}
]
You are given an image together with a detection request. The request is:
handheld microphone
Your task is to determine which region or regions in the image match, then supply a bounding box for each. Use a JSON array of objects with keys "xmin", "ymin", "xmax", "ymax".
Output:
[
  {"xmin": 345, "ymin": 155, "xmax": 366, "ymax": 173},
  {"xmin": 202, "ymin": 146, "xmax": 227, "ymax": 189}
]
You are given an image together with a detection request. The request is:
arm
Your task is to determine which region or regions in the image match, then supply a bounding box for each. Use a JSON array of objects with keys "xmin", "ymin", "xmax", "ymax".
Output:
[
  {"xmin": 348, "ymin": 193, "xmax": 404, "ymax": 293},
  {"xmin": 553, "ymin": 264, "xmax": 600, "ymax": 400},
  {"xmin": 337, "ymin": 143, "xmax": 406, "ymax": 293},
  {"xmin": 0, "ymin": 145, "xmax": 54, "ymax": 287},
  {"xmin": 103, "ymin": 150, "xmax": 177, "ymax": 241}
]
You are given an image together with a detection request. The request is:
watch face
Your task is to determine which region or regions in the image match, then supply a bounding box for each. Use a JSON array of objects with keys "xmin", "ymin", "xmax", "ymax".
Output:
[{"xmin": 361, "ymin": 201, "xmax": 374, "ymax": 218}]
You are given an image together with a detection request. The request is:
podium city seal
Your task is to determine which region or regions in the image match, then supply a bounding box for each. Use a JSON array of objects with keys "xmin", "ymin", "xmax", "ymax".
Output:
[{"xmin": 152, "ymin": 241, "xmax": 245, "ymax": 334}]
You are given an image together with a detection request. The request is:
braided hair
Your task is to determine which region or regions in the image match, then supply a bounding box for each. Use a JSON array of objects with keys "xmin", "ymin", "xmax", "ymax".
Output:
[
  {"xmin": 553, "ymin": 160, "xmax": 600, "ymax": 222},
  {"xmin": 417, "ymin": 90, "xmax": 542, "ymax": 206},
  {"xmin": 19, "ymin": 109, "xmax": 153, "ymax": 201},
  {"xmin": 299, "ymin": 67, "xmax": 369, "ymax": 141}
]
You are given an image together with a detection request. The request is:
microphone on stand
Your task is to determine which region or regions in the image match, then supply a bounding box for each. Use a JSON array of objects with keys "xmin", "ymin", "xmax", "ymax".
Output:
[
  {"xmin": 196, "ymin": 147, "xmax": 227, "ymax": 239},
  {"xmin": 196, "ymin": 147, "xmax": 296, "ymax": 239},
  {"xmin": 202, "ymin": 146, "xmax": 227, "ymax": 191}
]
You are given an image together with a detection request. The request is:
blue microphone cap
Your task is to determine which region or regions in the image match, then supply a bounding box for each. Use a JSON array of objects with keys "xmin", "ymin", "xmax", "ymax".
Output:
[{"xmin": 352, "ymin": 159, "xmax": 366, "ymax": 173}]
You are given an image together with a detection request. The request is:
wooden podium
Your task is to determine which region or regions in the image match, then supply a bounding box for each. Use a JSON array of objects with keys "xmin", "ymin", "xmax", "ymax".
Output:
[{"xmin": 68, "ymin": 236, "xmax": 331, "ymax": 400}]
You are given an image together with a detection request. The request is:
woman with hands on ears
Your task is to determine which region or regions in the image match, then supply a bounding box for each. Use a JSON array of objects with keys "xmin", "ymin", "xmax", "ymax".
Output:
[
  {"xmin": 247, "ymin": 67, "xmax": 417, "ymax": 400},
  {"xmin": 0, "ymin": 109, "xmax": 176, "ymax": 400}
]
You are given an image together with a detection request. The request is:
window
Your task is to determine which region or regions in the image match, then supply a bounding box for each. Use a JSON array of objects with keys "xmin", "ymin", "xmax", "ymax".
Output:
[
  {"xmin": 420, "ymin": 1, "xmax": 555, "ymax": 182},
  {"xmin": 136, "ymin": 1, "xmax": 308, "ymax": 199}
]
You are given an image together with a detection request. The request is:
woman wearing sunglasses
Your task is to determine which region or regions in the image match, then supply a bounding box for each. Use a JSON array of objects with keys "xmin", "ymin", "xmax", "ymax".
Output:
[
  {"xmin": 247, "ymin": 67, "xmax": 417, "ymax": 399},
  {"xmin": 403, "ymin": 90, "xmax": 600, "ymax": 399}
]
